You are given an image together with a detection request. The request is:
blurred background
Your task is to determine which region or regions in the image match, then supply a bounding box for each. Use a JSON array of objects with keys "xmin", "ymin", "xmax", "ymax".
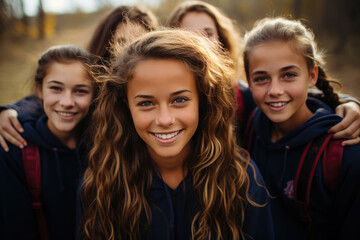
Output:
[{"xmin": 0, "ymin": 0, "xmax": 359, "ymax": 105}]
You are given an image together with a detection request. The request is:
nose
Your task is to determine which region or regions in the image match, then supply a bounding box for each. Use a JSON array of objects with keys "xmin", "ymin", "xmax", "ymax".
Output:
[
  {"xmin": 155, "ymin": 105, "xmax": 175, "ymax": 126},
  {"xmin": 268, "ymin": 79, "xmax": 284, "ymax": 96},
  {"xmin": 59, "ymin": 91, "xmax": 75, "ymax": 107}
]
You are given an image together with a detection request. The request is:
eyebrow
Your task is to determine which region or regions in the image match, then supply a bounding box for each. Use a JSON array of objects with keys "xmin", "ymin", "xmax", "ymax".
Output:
[
  {"xmin": 134, "ymin": 89, "xmax": 192, "ymax": 100},
  {"xmin": 251, "ymin": 65, "xmax": 300, "ymax": 76},
  {"xmin": 46, "ymin": 80, "xmax": 92, "ymax": 88}
]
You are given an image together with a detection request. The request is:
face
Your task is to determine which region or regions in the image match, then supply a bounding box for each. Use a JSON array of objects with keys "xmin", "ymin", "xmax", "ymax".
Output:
[
  {"xmin": 127, "ymin": 59, "xmax": 199, "ymax": 167},
  {"xmin": 115, "ymin": 22, "xmax": 147, "ymax": 44},
  {"xmin": 180, "ymin": 11, "xmax": 219, "ymax": 42},
  {"xmin": 248, "ymin": 41, "xmax": 317, "ymax": 131},
  {"xmin": 38, "ymin": 62, "xmax": 93, "ymax": 141}
]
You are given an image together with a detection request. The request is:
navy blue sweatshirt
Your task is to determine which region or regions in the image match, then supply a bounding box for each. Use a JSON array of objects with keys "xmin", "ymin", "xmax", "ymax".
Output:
[
  {"xmin": 246, "ymin": 98, "xmax": 360, "ymax": 240},
  {"xmin": 0, "ymin": 116, "xmax": 86, "ymax": 240},
  {"xmin": 78, "ymin": 160, "xmax": 274, "ymax": 240}
]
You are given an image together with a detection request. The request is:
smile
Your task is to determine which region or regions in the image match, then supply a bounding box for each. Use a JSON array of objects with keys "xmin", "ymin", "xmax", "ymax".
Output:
[
  {"xmin": 154, "ymin": 131, "xmax": 180, "ymax": 140},
  {"xmin": 267, "ymin": 101, "xmax": 289, "ymax": 107},
  {"xmin": 56, "ymin": 111, "xmax": 77, "ymax": 117}
]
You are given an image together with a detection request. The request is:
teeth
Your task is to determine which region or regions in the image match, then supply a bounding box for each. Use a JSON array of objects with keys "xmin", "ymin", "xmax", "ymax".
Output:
[
  {"xmin": 154, "ymin": 131, "xmax": 180, "ymax": 139},
  {"xmin": 57, "ymin": 112, "xmax": 75, "ymax": 117},
  {"xmin": 269, "ymin": 102, "xmax": 287, "ymax": 107}
]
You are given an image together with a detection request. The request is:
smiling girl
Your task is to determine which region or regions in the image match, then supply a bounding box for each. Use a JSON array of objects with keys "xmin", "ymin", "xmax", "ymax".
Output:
[
  {"xmin": 243, "ymin": 17, "xmax": 360, "ymax": 239},
  {"xmin": 0, "ymin": 45, "xmax": 97, "ymax": 240},
  {"xmin": 79, "ymin": 29, "xmax": 274, "ymax": 240}
]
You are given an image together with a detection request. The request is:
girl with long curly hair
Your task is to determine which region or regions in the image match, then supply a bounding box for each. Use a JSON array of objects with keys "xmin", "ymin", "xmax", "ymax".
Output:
[{"xmin": 79, "ymin": 29, "xmax": 274, "ymax": 240}]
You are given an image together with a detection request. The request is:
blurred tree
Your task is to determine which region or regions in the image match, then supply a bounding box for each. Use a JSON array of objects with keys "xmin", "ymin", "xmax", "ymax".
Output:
[{"xmin": 37, "ymin": 0, "xmax": 44, "ymax": 39}]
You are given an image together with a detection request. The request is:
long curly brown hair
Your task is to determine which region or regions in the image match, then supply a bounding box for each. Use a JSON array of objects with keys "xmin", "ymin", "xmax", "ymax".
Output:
[{"xmin": 81, "ymin": 29, "xmax": 256, "ymax": 240}]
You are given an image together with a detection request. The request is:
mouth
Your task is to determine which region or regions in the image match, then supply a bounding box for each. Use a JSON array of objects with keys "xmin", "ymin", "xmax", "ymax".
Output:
[
  {"xmin": 267, "ymin": 101, "xmax": 289, "ymax": 107},
  {"xmin": 153, "ymin": 130, "xmax": 181, "ymax": 140},
  {"xmin": 56, "ymin": 111, "xmax": 77, "ymax": 118}
]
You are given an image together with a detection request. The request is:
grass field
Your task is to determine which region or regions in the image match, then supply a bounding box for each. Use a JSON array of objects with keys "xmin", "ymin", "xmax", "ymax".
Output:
[{"xmin": 0, "ymin": 11, "xmax": 359, "ymax": 105}]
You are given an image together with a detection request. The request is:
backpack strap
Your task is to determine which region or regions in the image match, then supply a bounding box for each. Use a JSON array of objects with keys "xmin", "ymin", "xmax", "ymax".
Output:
[
  {"xmin": 294, "ymin": 133, "xmax": 343, "ymax": 227},
  {"xmin": 22, "ymin": 142, "xmax": 49, "ymax": 240},
  {"xmin": 322, "ymin": 139, "xmax": 343, "ymax": 192},
  {"xmin": 243, "ymin": 109, "xmax": 256, "ymax": 151}
]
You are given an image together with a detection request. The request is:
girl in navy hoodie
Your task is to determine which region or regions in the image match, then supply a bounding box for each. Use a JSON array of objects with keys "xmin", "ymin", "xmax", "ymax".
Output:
[
  {"xmin": 79, "ymin": 29, "xmax": 274, "ymax": 240},
  {"xmin": 0, "ymin": 45, "xmax": 98, "ymax": 240},
  {"xmin": 242, "ymin": 17, "xmax": 360, "ymax": 239}
]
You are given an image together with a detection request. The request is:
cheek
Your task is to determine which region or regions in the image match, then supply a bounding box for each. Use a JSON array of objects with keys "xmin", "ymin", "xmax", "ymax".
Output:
[{"xmin": 249, "ymin": 86, "xmax": 267, "ymax": 104}]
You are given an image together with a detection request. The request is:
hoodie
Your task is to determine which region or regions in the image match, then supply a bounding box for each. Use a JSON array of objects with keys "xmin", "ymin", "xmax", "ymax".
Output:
[
  {"xmin": 248, "ymin": 97, "xmax": 360, "ymax": 240},
  {"xmin": 78, "ymin": 160, "xmax": 274, "ymax": 240},
  {"xmin": 0, "ymin": 115, "xmax": 86, "ymax": 240}
]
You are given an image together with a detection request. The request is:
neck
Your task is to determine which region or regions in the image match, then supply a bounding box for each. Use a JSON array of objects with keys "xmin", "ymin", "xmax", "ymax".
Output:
[{"xmin": 271, "ymin": 106, "xmax": 313, "ymax": 142}]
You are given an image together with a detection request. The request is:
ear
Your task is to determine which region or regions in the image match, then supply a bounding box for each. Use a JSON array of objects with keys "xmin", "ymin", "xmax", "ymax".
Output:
[
  {"xmin": 36, "ymin": 84, "xmax": 43, "ymax": 100},
  {"xmin": 308, "ymin": 66, "xmax": 318, "ymax": 87}
]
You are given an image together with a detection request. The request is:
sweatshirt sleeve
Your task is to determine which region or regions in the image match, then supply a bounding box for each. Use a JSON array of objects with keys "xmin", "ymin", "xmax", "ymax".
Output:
[
  {"xmin": 242, "ymin": 159, "xmax": 275, "ymax": 240},
  {"xmin": 0, "ymin": 146, "xmax": 40, "ymax": 239},
  {"xmin": 0, "ymin": 94, "xmax": 43, "ymax": 123},
  {"xmin": 336, "ymin": 144, "xmax": 360, "ymax": 239}
]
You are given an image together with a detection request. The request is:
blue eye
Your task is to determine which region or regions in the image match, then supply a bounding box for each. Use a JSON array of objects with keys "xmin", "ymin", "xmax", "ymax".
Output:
[
  {"xmin": 253, "ymin": 76, "xmax": 267, "ymax": 83},
  {"xmin": 172, "ymin": 97, "xmax": 188, "ymax": 104},
  {"xmin": 284, "ymin": 72, "xmax": 296, "ymax": 78}
]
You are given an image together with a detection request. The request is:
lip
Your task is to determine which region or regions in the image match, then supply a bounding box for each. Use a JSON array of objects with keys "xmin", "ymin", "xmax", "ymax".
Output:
[
  {"xmin": 55, "ymin": 111, "xmax": 78, "ymax": 120},
  {"xmin": 266, "ymin": 101, "xmax": 290, "ymax": 111},
  {"xmin": 151, "ymin": 130, "xmax": 182, "ymax": 144}
]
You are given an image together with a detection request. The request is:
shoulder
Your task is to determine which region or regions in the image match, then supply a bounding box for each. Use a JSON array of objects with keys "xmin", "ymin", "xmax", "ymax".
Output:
[
  {"xmin": 342, "ymin": 143, "xmax": 360, "ymax": 174},
  {"xmin": 0, "ymin": 144, "xmax": 24, "ymax": 176}
]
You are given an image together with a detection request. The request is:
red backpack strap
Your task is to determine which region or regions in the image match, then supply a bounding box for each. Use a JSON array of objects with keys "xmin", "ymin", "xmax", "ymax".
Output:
[
  {"xmin": 22, "ymin": 142, "xmax": 49, "ymax": 240},
  {"xmin": 294, "ymin": 133, "xmax": 333, "ymax": 225},
  {"xmin": 243, "ymin": 109, "xmax": 256, "ymax": 151},
  {"xmin": 322, "ymin": 139, "xmax": 343, "ymax": 192}
]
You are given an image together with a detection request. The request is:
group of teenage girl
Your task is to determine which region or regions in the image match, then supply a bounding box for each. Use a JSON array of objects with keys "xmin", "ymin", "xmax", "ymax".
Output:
[{"xmin": 0, "ymin": 1, "xmax": 359, "ymax": 240}]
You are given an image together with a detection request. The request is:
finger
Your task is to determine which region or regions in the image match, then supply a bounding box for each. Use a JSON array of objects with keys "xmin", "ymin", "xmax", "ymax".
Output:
[
  {"xmin": 9, "ymin": 116, "xmax": 24, "ymax": 133},
  {"xmin": 341, "ymin": 136, "xmax": 360, "ymax": 146},
  {"xmin": 0, "ymin": 135, "xmax": 9, "ymax": 152},
  {"xmin": 1, "ymin": 130, "xmax": 24, "ymax": 149},
  {"xmin": 328, "ymin": 116, "xmax": 353, "ymax": 133},
  {"xmin": 332, "ymin": 123, "xmax": 360, "ymax": 139},
  {"xmin": 335, "ymin": 105, "xmax": 345, "ymax": 118}
]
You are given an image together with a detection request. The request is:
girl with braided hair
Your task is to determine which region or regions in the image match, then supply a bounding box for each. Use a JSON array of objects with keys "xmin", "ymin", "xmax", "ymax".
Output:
[
  {"xmin": 78, "ymin": 29, "xmax": 274, "ymax": 240},
  {"xmin": 243, "ymin": 17, "xmax": 360, "ymax": 239}
]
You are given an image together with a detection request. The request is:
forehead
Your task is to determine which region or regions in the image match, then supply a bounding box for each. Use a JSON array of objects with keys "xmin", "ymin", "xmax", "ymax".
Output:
[
  {"xmin": 127, "ymin": 59, "xmax": 197, "ymax": 96},
  {"xmin": 44, "ymin": 62, "xmax": 91, "ymax": 85},
  {"xmin": 180, "ymin": 11, "xmax": 217, "ymax": 31},
  {"xmin": 248, "ymin": 41, "xmax": 307, "ymax": 71}
]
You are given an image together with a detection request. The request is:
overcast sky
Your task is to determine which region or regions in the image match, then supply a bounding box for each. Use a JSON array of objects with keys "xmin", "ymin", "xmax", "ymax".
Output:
[{"xmin": 23, "ymin": 0, "xmax": 159, "ymax": 16}]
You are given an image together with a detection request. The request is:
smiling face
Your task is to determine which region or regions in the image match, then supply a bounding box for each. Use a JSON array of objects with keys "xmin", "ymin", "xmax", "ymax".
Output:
[
  {"xmin": 127, "ymin": 59, "xmax": 199, "ymax": 168},
  {"xmin": 248, "ymin": 40, "xmax": 317, "ymax": 136},
  {"xmin": 180, "ymin": 11, "xmax": 219, "ymax": 42},
  {"xmin": 38, "ymin": 62, "xmax": 93, "ymax": 143}
]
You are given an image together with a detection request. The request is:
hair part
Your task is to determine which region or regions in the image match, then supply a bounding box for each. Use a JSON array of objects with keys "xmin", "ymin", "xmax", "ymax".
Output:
[
  {"xmin": 82, "ymin": 29, "xmax": 256, "ymax": 240},
  {"xmin": 243, "ymin": 17, "xmax": 341, "ymax": 109}
]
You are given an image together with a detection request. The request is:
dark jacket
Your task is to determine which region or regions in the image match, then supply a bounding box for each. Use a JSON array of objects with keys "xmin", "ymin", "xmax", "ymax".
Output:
[
  {"xmin": 247, "ymin": 98, "xmax": 360, "ymax": 240},
  {"xmin": 0, "ymin": 116, "xmax": 86, "ymax": 240},
  {"xmin": 78, "ymin": 160, "xmax": 275, "ymax": 240}
]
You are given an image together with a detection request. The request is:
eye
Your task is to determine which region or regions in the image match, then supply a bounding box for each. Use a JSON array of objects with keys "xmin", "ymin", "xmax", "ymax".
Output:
[
  {"xmin": 138, "ymin": 101, "xmax": 153, "ymax": 107},
  {"xmin": 75, "ymin": 89, "xmax": 90, "ymax": 95},
  {"xmin": 172, "ymin": 97, "xmax": 188, "ymax": 104},
  {"xmin": 49, "ymin": 86, "xmax": 62, "ymax": 92},
  {"xmin": 284, "ymin": 72, "xmax": 297, "ymax": 79},
  {"xmin": 252, "ymin": 76, "xmax": 267, "ymax": 83}
]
